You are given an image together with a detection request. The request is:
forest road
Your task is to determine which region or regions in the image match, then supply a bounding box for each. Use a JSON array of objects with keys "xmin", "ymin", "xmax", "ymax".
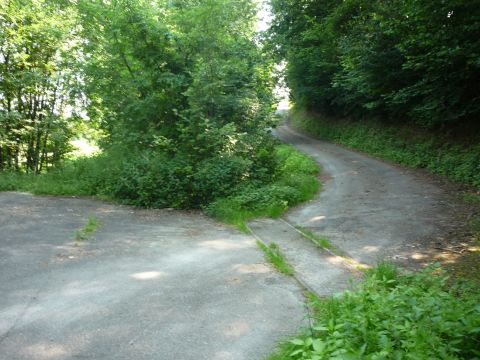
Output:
[
  {"xmin": 274, "ymin": 124, "xmax": 458, "ymax": 266},
  {"xmin": 0, "ymin": 192, "xmax": 305, "ymax": 360}
]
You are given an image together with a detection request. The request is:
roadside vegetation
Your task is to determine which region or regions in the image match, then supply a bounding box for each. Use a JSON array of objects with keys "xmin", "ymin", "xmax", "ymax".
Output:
[
  {"xmin": 205, "ymin": 144, "xmax": 320, "ymax": 230},
  {"xmin": 268, "ymin": 263, "xmax": 480, "ymax": 360},
  {"xmin": 289, "ymin": 110, "xmax": 480, "ymax": 187},
  {"xmin": 0, "ymin": 143, "xmax": 320, "ymax": 229}
]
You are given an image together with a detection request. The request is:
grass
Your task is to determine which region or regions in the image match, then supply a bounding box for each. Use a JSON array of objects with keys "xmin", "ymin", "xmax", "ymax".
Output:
[
  {"xmin": 0, "ymin": 156, "xmax": 107, "ymax": 197},
  {"xmin": 290, "ymin": 108, "xmax": 480, "ymax": 188},
  {"xmin": 294, "ymin": 226, "xmax": 340, "ymax": 255},
  {"xmin": 75, "ymin": 215, "xmax": 101, "ymax": 242},
  {"xmin": 256, "ymin": 240, "xmax": 294, "ymax": 276},
  {"xmin": 205, "ymin": 144, "xmax": 320, "ymax": 231},
  {"xmin": 267, "ymin": 262, "xmax": 480, "ymax": 360},
  {"xmin": 461, "ymin": 192, "xmax": 480, "ymax": 205}
]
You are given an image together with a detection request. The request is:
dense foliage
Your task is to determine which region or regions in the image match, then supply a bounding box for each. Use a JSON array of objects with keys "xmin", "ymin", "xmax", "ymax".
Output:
[
  {"xmin": 0, "ymin": 0, "xmax": 81, "ymax": 172},
  {"xmin": 0, "ymin": 0, "xmax": 285, "ymax": 209},
  {"xmin": 206, "ymin": 144, "xmax": 320, "ymax": 230},
  {"xmin": 79, "ymin": 0, "xmax": 278, "ymax": 208},
  {"xmin": 268, "ymin": 263, "xmax": 480, "ymax": 360},
  {"xmin": 291, "ymin": 110, "xmax": 480, "ymax": 187},
  {"xmin": 0, "ymin": 143, "xmax": 320, "ymax": 228},
  {"xmin": 268, "ymin": 0, "xmax": 480, "ymax": 128}
]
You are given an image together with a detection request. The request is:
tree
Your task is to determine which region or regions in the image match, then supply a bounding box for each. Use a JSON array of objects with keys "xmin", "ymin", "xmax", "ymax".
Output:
[
  {"xmin": 0, "ymin": 0, "xmax": 82, "ymax": 172},
  {"xmin": 268, "ymin": 0, "xmax": 480, "ymax": 128}
]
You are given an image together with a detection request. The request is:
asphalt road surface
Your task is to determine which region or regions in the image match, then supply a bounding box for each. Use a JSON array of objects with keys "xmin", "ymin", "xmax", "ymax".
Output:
[
  {"xmin": 0, "ymin": 193, "xmax": 304, "ymax": 360},
  {"xmin": 0, "ymin": 124, "xmax": 456, "ymax": 359},
  {"xmin": 275, "ymin": 124, "xmax": 454, "ymax": 265}
]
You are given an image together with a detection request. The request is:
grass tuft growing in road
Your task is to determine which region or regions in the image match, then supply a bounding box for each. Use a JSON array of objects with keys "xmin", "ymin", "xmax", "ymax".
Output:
[
  {"xmin": 257, "ymin": 241, "xmax": 294, "ymax": 276},
  {"xmin": 75, "ymin": 215, "xmax": 101, "ymax": 241},
  {"xmin": 294, "ymin": 225, "xmax": 340, "ymax": 255}
]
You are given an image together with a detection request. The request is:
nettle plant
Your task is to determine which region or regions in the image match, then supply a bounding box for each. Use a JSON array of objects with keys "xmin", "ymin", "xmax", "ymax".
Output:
[{"xmin": 274, "ymin": 263, "xmax": 480, "ymax": 360}]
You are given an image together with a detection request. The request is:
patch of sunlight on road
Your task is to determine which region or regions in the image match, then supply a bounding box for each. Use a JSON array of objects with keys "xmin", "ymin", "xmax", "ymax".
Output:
[
  {"xmin": 308, "ymin": 215, "xmax": 326, "ymax": 222},
  {"xmin": 232, "ymin": 263, "xmax": 271, "ymax": 274},
  {"xmin": 363, "ymin": 245, "xmax": 379, "ymax": 253},
  {"xmin": 24, "ymin": 343, "xmax": 68, "ymax": 359},
  {"xmin": 199, "ymin": 239, "xmax": 254, "ymax": 250},
  {"xmin": 130, "ymin": 271, "xmax": 166, "ymax": 280},
  {"xmin": 223, "ymin": 321, "xmax": 250, "ymax": 338}
]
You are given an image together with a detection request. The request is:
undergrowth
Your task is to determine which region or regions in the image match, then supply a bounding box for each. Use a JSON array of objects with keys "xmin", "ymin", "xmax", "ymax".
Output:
[
  {"xmin": 0, "ymin": 156, "xmax": 107, "ymax": 196},
  {"xmin": 268, "ymin": 263, "xmax": 480, "ymax": 360},
  {"xmin": 290, "ymin": 109, "xmax": 480, "ymax": 188}
]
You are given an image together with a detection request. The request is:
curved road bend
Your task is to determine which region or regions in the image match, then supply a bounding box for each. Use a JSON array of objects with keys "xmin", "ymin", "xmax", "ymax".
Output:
[{"xmin": 274, "ymin": 124, "xmax": 456, "ymax": 265}]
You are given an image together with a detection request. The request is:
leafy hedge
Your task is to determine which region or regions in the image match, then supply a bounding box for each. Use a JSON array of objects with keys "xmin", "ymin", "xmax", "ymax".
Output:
[
  {"xmin": 268, "ymin": 263, "xmax": 480, "ymax": 360},
  {"xmin": 291, "ymin": 109, "xmax": 480, "ymax": 188}
]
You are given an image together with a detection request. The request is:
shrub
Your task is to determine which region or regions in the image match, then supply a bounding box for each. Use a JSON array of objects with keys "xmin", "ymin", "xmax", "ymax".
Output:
[
  {"xmin": 192, "ymin": 155, "xmax": 252, "ymax": 205},
  {"xmin": 205, "ymin": 144, "xmax": 320, "ymax": 229},
  {"xmin": 0, "ymin": 143, "xmax": 319, "ymax": 221}
]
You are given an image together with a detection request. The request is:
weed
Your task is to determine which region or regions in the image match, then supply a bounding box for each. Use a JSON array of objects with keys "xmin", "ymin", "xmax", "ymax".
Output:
[
  {"xmin": 461, "ymin": 192, "xmax": 480, "ymax": 204},
  {"xmin": 257, "ymin": 241, "xmax": 294, "ymax": 276},
  {"xmin": 84, "ymin": 216, "xmax": 101, "ymax": 234},
  {"xmin": 75, "ymin": 215, "xmax": 101, "ymax": 241},
  {"xmin": 294, "ymin": 226, "xmax": 340, "ymax": 255},
  {"xmin": 470, "ymin": 216, "xmax": 480, "ymax": 234},
  {"xmin": 75, "ymin": 229, "xmax": 87, "ymax": 242},
  {"xmin": 267, "ymin": 264, "xmax": 480, "ymax": 360}
]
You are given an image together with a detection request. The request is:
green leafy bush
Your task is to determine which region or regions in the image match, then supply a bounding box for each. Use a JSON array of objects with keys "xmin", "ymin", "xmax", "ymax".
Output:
[
  {"xmin": 205, "ymin": 144, "xmax": 320, "ymax": 229},
  {"xmin": 291, "ymin": 110, "xmax": 480, "ymax": 188},
  {"xmin": 193, "ymin": 155, "xmax": 252, "ymax": 205},
  {"xmin": 269, "ymin": 263, "xmax": 480, "ymax": 360}
]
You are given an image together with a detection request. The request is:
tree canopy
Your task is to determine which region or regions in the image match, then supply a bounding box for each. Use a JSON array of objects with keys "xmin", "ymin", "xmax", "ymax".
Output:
[{"xmin": 268, "ymin": 0, "xmax": 480, "ymax": 128}]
